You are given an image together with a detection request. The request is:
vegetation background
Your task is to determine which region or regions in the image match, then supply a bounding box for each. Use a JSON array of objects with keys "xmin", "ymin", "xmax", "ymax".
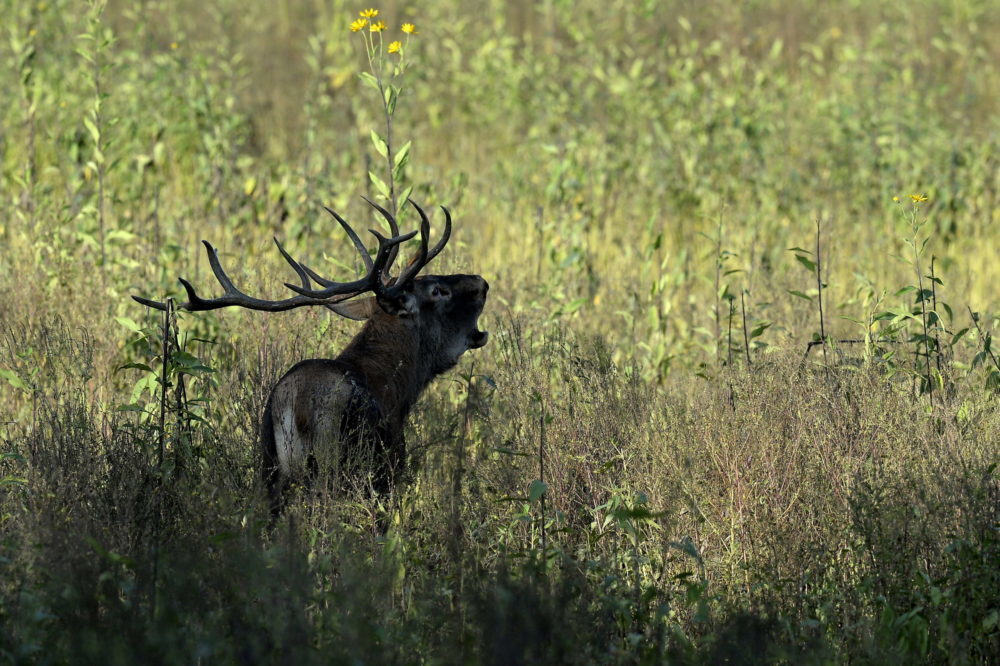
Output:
[{"xmin": 1, "ymin": 0, "xmax": 998, "ymax": 662}]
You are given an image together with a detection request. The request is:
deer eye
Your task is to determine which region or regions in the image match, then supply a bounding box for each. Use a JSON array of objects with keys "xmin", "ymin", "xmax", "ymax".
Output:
[{"xmin": 431, "ymin": 286, "xmax": 451, "ymax": 298}]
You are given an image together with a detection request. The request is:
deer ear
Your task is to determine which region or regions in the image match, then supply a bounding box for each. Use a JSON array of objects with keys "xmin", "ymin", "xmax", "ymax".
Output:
[
  {"xmin": 375, "ymin": 291, "xmax": 419, "ymax": 316},
  {"xmin": 326, "ymin": 297, "xmax": 377, "ymax": 321}
]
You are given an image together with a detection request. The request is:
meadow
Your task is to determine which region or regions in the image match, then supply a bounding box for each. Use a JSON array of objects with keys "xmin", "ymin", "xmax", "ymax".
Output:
[{"xmin": 1, "ymin": 0, "xmax": 998, "ymax": 662}]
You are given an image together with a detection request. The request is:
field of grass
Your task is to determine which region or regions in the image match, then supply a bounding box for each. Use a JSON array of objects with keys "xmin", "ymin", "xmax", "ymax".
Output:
[{"xmin": 2, "ymin": 0, "xmax": 999, "ymax": 662}]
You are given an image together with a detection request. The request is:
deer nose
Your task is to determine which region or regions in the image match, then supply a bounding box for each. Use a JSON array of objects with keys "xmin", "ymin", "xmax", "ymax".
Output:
[{"xmin": 479, "ymin": 279, "xmax": 490, "ymax": 299}]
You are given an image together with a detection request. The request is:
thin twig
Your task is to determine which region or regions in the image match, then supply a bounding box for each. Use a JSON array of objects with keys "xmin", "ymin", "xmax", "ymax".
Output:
[
  {"xmin": 930, "ymin": 256, "xmax": 943, "ymax": 379},
  {"xmin": 539, "ymin": 404, "xmax": 546, "ymax": 559},
  {"xmin": 727, "ymin": 299, "xmax": 734, "ymax": 367},
  {"xmin": 714, "ymin": 211, "xmax": 723, "ymax": 366},
  {"xmin": 815, "ymin": 219, "xmax": 829, "ymax": 369},
  {"xmin": 913, "ymin": 235, "xmax": 933, "ymax": 408},
  {"xmin": 741, "ymin": 292, "xmax": 751, "ymax": 366}
]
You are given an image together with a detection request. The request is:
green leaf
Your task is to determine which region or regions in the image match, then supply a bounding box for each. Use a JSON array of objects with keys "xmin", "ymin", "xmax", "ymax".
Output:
[
  {"xmin": 398, "ymin": 185, "xmax": 413, "ymax": 206},
  {"xmin": 116, "ymin": 362, "xmax": 154, "ymax": 374},
  {"xmin": 385, "ymin": 85, "xmax": 398, "ymax": 114},
  {"xmin": 950, "ymin": 328, "xmax": 969, "ymax": 346},
  {"xmin": 0, "ymin": 369, "xmax": 28, "ymax": 391},
  {"xmin": 493, "ymin": 447, "xmax": 528, "ymax": 457},
  {"xmin": 895, "ymin": 286, "xmax": 917, "ymax": 297},
  {"xmin": 749, "ymin": 322, "xmax": 772, "ymax": 339},
  {"xmin": 392, "ymin": 151, "xmax": 410, "ymax": 181},
  {"xmin": 368, "ymin": 171, "xmax": 391, "ymax": 200},
  {"xmin": 794, "ymin": 254, "xmax": 817, "ymax": 272},
  {"xmin": 370, "ymin": 129, "xmax": 388, "ymax": 158},
  {"xmin": 788, "ymin": 290, "xmax": 813, "ymax": 302},
  {"xmin": 528, "ymin": 479, "xmax": 548, "ymax": 503},
  {"xmin": 786, "ymin": 247, "xmax": 812, "ymax": 255},
  {"xmin": 115, "ymin": 316, "xmax": 141, "ymax": 333},
  {"xmin": 560, "ymin": 298, "xmax": 587, "ymax": 316},
  {"xmin": 987, "ymin": 370, "xmax": 1000, "ymax": 393},
  {"xmin": 83, "ymin": 116, "xmax": 100, "ymax": 144},
  {"xmin": 358, "ymin": 71, "xmax": 380, "ymax": 91},
  {"xmin": 393, "ymin": 140, "xmax": 411, "ymax": 169}
]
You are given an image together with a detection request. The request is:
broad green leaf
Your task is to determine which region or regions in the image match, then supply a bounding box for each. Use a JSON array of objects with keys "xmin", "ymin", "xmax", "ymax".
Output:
[
  {"xmin": 116, "ymin": 362, "xmax": 153, "ymax": 374},
  {"xmin": 368, "ymin": 171, "xmax": 391, "ymax": 200},
  {"xmin": 115, "ymin": 316, "xmax": 141, "ymax": 333},
  {"xmin": 83, "ymin": 116, "xmax": 100, "ymax": 144},
  {"xmin": 370, "ymin": 129, "xmax": 388, "ymax": 158},
  {"xmin": 528, "ymin": 479, "xmax": 548, "ymax": 503},
  {"xmin": 941, "ymin": 302, "xmax": 953, "ymax": 322},
  {"xmin": 398, "ymin": 185, "xmax": 413, "ymax": 206},
  {"xmin": 0, "ymin": 369, "xmax": 28, "ymax": 391},
  {"xmin": 393, "ymin": 140, "xmax": 411, "ymax": 169},
  {"xmin": 794, "ymin": 254, "xmax": 817, "ymax": 272},
  {"xmin": 358, "ymin": 71, "xmax": 380, "ymax": 91},
  {"xmin": 385, "ymin": 85, "xmax": 398, "ymax": 114}
]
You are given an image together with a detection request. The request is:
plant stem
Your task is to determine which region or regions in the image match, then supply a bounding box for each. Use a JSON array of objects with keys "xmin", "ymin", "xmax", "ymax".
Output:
[
  {"xmin": 741, "ymin": 291, "xmax": 751, "ymax": 365},
  {"xmin": 912, "ymin": 228, "xmax": 933, "ymax": 408},
  {"xmin": 815, "ymin": 219, "xmax": 828, "ymax": 369},
  {"xmin": 930, "ymin": 256, "xmax": 943, "ymax": 380},
  {"xmin": 727, "ymin": 299, "xmax": 734, "ymax": 367},
  {"xmin": 714, "ymin": 211, "xmax": 723, "ymax": 366},
  {"xmin": 539, "ymin": 404, "xmax": 546, "ymax": 559}
]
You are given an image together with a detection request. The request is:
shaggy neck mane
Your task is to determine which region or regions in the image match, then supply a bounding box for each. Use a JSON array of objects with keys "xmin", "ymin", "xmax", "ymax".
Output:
[{"xmin": 335, "ymin": 313, "xmax": 435, "ymax": 425}]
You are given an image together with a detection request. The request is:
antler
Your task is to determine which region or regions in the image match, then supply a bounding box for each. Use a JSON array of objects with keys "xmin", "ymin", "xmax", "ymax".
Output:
[
  {"xmin": 288, "ymin": 198, "xmax": 452, "ymax": 303},
  {"xmin": 132, "ymin": 201, "xmax": 419, "ymax": 313}
]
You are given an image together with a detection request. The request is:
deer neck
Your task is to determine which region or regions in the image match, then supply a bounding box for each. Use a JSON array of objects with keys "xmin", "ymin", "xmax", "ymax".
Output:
[{"xmin": 335, "ymin": 315, "xmax": 436, "ymax": 424}]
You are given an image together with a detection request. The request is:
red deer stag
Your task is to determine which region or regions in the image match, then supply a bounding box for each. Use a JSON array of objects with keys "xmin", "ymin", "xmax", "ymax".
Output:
[{"xmin": 134, "ymin": 199, "xmax": 489, "ymax": 512}]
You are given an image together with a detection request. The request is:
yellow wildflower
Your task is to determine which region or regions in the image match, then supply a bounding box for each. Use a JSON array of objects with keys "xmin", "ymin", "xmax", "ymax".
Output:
[
  {"xmin": 350, "ymin": 18, "xmax": 367, "ymax": 32},
  {"xmin": 369, "ymin": 20, "xmax": 386, "ymax": 32},
  {"xmin": 892, "ymin": 196, "xmax": 900, "ymax": 203},
  {"xmin": 170, "ymin": 41, "xmax": 179, "ymax": 50},
  {"xmin": 28, "ymin": 28, "xmax": 37, "ymax": 37},
  {"xmin": 401, "ymin": 23, "xmax": 417, "ymax": 34},
  {"xmin": 359, "ymin": 8, "xmax": 378, "ymax": 18},
  {"xmin": 909, "ymin": 193, "xmax": 929, "ymax": 203},
  {"xmin": 388, "ymin": 40, "xmax": 401, "ymax": 54}
]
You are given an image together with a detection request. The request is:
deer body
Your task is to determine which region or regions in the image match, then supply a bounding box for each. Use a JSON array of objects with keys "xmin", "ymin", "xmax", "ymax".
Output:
[
  {"xmin": 134, "ymin": 200, "xmax": 488, "ymax": 514},
  {"xmin": 261, "ymin": 274, "xmax": 489, "ymax": 508}
]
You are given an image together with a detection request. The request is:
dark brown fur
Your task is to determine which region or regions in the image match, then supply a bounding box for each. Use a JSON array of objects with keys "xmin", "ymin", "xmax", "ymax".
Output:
[{"xmin": 261, "ymin": 274, "xmax": 489, "ymax": 512}]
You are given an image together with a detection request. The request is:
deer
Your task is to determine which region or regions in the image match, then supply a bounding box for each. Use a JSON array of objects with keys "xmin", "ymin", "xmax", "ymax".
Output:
[{"xmin": 134, "ymin": 198, "xmax": 489, "ymax": 514}]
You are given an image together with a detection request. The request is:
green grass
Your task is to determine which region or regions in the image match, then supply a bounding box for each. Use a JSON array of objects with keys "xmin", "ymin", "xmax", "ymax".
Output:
[{"xmin": 1, "ymin": 0, "xmax": 998, "ymax": 662}]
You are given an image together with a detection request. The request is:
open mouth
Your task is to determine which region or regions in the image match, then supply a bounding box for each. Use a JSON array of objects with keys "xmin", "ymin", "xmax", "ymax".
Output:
[{"xmin": 469, "ymin": 329, "xmax": 489, "ymax": 349}]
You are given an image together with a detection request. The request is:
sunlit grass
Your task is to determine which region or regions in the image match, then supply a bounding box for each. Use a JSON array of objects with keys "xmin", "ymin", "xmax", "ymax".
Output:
[{"xmin": 1, "ymin": 0, "xmax": 998, "ymax": 662}]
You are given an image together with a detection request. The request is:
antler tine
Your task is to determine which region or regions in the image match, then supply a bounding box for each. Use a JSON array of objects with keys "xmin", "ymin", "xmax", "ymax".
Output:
[
  {"xmin": 132, "ymin": 241, "xmax": 304, "ymax": 312},
  {"xmin": 273, "ymin": 237, "xmax": 312, "ymax": 290},
  {"xmin": 285, "ymin": 228, "xmax": 417, "ymax": 298},
  {"xmin": 361, "ymin": 196, "xmax": 403, "ymax": 282},
  {"xmin": 388, "ymin": 201, "xmax": 453, "ymax": 294},
  {"xmin": 393, "ymin": 200, "xmax": 432, "ymax": 286},
  {"xmin": 426, "ymin": 205, "xmax": 453, "ymax": 264},
  {"xmin": 323, "ymin": 205, "xmax": 373, "ymax": 273}
]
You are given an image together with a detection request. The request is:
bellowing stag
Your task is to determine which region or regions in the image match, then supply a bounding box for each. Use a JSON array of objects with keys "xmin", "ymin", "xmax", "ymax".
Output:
[{"xmin": 134, "ymin": 199, "xmax": 489, "ymax": 512}]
